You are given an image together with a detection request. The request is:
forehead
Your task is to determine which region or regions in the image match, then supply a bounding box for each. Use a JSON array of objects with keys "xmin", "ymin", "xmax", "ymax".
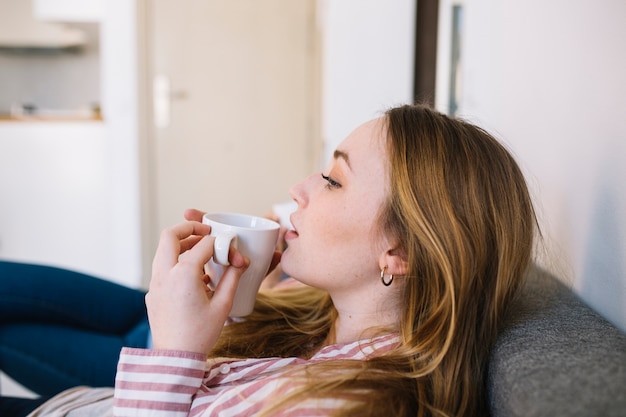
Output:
[{"xmin": 335, "ymin": 117, "xmax": 387, "ymax": 170}]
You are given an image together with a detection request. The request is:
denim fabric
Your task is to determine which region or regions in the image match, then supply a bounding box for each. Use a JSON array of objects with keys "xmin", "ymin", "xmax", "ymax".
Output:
[
  {"xmin": 0, "ymin": 261, "xmax": 148, "ymax": 396},
  {"xmin": 0, "ymin": 396, "xmax": 51, "ymax": 417}
]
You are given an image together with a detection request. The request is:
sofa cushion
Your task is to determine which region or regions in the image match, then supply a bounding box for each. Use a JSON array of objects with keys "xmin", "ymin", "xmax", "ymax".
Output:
[{"xmin": 488, "ymin": 266, "xmax": 626, "ymax": 417}]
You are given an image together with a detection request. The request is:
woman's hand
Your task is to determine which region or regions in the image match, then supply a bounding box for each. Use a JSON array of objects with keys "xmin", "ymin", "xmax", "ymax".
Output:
[
  {"xmin": 183, "ymin": 208, "xmax": 207, "ymax": 223},
  {"xmin": 146, "ymin": 220, "xmax": 249, "ymax": 354}
]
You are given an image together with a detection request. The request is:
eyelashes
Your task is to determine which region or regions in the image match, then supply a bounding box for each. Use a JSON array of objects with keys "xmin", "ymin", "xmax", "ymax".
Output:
[{"xmin": 321, "ymin": 173, "xmax": 342, "ymax": 189}]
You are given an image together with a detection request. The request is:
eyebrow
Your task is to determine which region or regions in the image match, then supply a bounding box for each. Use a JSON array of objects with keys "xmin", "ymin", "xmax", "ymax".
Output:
[{"xmin": 333, "ymin": 149, "xmax": 352, "ymax": 170}]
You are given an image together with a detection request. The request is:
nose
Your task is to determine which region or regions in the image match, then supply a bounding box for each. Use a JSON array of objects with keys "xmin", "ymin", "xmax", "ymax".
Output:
[{"xmin": 289, "ymin": 173, "xmax": 317, "ymax": 208}]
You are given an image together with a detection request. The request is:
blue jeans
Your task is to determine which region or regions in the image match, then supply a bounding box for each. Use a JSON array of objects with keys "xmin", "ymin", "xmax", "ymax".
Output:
[{"xmin": 0, "ymin": 261, "xmax": 149, "ymax": 396}]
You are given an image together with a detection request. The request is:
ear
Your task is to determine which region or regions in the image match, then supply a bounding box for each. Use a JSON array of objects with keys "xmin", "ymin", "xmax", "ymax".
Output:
[{"xmin": 379, "ymin": 245, "xmax": 409, "ymax": 276}]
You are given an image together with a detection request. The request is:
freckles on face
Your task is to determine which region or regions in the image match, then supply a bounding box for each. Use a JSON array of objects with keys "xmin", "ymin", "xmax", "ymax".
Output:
[{"xmin": 282, "ymin": 118, "xmax": 390, "ymax": 288}]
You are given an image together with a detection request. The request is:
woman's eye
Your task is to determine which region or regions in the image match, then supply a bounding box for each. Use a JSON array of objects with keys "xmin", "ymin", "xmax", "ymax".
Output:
[{"xmin": 321, "ymin": 173, "xmax": 341, "ymax": 189}]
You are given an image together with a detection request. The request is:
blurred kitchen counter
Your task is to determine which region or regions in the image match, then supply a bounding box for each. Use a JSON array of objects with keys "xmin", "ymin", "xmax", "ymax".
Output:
[{"xmin": 0, "ymin": 113, "xmax": 103, "ymax": 122}]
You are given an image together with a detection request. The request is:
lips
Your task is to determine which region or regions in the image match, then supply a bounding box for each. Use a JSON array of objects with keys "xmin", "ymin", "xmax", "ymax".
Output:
[
  {"xmin": 284, "ymin": 215, "xmax": 299, "ymax": 241},
  {"xmin": 284, "ymin": 229, "xmax": 298, "ymax": 241}
]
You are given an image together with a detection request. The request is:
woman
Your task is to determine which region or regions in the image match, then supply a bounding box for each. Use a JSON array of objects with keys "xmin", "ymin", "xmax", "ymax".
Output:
[{"xmin": 2, "ymin": 104, "xmax": 537, "ymax": 416}]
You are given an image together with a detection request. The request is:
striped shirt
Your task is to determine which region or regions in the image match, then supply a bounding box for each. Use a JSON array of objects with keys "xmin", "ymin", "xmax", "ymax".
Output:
[{"xmin": 113, "ymin": 334, "xmax": 399, "ymax": 417}]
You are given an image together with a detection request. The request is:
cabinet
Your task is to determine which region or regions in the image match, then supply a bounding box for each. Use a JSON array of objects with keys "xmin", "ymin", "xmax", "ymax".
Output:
[
  {"xmin": 34, "ymin": 0, "xmax": 103, "ymax": 22},
  {"xmin": 0, "ymin": 122, "xmax": 118, "ymax": 282}
]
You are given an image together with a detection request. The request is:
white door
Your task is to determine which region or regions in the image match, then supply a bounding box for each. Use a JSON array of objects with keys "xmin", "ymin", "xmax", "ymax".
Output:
[{"xmin": 149, "ymin": 0, "xmax": 320, "ymax": 235}]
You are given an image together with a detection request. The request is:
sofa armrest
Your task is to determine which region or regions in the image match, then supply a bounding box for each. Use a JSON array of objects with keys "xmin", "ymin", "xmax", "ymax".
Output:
[{"xmin": 488, "ymin": 266, "xmax": 626, "ymax": 417}]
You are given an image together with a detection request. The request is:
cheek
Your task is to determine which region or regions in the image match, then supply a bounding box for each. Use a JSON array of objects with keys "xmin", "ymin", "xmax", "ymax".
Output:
[
  {"xmin": 283, "ymin": 188, "xmax": 385, "ymax": 280},
  {"xmin": 310, "ymin": 206, "xmax": 378, "ymax": 262},
  {"xmin": 282, "ymin": 212, "xmax": 363, "ymax": 278},
  {"xmin": 309, "ymin": 200, "xmax": 359, "ymax": 240}
]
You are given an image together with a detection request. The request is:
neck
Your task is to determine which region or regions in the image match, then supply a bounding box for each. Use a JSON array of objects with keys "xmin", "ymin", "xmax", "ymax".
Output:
[{"xmin": 326, "ymin": 296, "xmax": 401, "ymax": 345}]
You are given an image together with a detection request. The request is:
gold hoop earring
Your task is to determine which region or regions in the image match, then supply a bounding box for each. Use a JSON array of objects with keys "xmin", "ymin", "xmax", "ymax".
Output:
[{"xmin": 381, "ymin": 266, "xmax": 393, "ymax": 286}]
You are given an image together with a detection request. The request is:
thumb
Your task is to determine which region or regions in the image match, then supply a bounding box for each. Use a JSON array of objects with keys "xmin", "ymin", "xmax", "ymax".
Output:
[{"xmin": 211, "ymin": 252, "xmax": 250, "ymax": 313}]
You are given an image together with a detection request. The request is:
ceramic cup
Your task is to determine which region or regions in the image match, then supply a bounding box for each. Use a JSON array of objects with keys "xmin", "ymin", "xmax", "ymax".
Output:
[{"xmin": 202, "ymin": 212, "xmax": 280, "ymax": 317}]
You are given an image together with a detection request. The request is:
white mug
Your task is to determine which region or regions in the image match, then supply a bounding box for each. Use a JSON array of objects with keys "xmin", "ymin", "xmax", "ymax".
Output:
[{"xmin": 202, "ymin": 212, "xmax": 280, "ymax": 317}]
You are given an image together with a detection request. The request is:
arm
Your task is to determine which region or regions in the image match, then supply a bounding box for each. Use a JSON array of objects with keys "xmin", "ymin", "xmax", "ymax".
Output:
[
  {"xmin": 114, "ymin": 348, "xmax": 206, "ymax": 417},
  {"xmin": 112, "ymin": 217, "xmax": 248, "ymax": 415}
]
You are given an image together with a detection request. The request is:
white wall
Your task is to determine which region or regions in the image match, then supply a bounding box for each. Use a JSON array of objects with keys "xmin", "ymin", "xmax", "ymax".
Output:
[
  {"xmin": 0, "ymin": 123, "xmax": 111, "ymax": 278},
  {"xmin": 320, "ymin": 0, "xmax": 626, "ymax": 332},
  {"xmin": 456, "ymin": 0, "xmax": 626, "ymax": 331},
  {"xmin": 319, "ymin": 0, "xmax": 416, "ymax": 165},
  {"xmin": 0, "ymin": 0, "xmax": 145, "ymax": 288}
]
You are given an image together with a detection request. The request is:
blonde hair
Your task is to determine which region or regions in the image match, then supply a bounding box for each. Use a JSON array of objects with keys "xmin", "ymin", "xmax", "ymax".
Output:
[{"xmin": 209, "ymin": 104, "xmax": 538, "ymax": 416}]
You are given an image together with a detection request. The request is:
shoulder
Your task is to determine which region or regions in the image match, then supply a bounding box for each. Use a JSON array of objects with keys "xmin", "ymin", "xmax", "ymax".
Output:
[{"xmin": 312, "ymin": 333, "xmax": 400, "ymax": 361}]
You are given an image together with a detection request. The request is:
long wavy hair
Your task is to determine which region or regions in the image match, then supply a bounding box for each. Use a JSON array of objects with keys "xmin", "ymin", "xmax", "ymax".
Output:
[{"xmin": 209, "ymin": 104, "xmax": 538, "ymax": 416}]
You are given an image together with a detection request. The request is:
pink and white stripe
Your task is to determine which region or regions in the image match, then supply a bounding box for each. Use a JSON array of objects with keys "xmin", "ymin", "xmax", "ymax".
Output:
[{"xmin": 113, "ymin": 334, "xmax": 399, "ymax": 417}]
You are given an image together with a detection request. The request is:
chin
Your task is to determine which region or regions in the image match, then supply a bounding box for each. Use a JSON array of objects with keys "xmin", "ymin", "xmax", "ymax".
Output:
[
  {"xmin": 279, "ymin": 248, "xmax": 294, "ymax": 276},
  {"xmin": 279, "ymin": 248, "xmax": 306, "ymax": 282}
]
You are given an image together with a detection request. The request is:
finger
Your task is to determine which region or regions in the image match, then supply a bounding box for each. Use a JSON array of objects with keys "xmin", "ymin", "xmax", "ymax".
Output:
[
  {"xmin": 180, "ymin": 234, "xmax": 216, "ymax": 268},
  {"xmin": 268, "ymin": 251, "xmax": 282, "ymax": 273},
  {"xmin": 227, "ymin": 246, "xmax": 248, "ymax": 268},
  {"xmin": 211, "ymin": 255, "xmax": 250, "ymax": 313},
  {"xmin": 153, "ymin": 227, "xmax": 184, "ymax": 270},
  {"xmin": 202, "ymin": 274, "xmax": 211, "ymax": 285},
  {"xmin": 179, "ymin": 235, "xmax": 204, "ymax": 253},
  {"xmin": 161, "ymin": 221, "xmax": 211, "ymax": 249},
  {"xmin": 171, "ymin": 221, "xmax": 211, "ymax": 240},
  {"xmin": 184, "ymin": 208, "xmax": 206, "ymax": 222},
  {"xmin": 154, "ymin": 221, "xmax": 211, "ymax": 268},
  {"xmin": 276, "ymin": 227, "xmax": 287, "ymax": 252},
  {"xmin": 264, "ymin": 211, "xmax": 279, "ymax": 222}
]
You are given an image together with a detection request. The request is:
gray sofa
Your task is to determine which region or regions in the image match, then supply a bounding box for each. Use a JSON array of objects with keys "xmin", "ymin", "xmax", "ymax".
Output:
[{"xmin": 488, "ymin": 266, "xmax": 626, "ymax": 417}]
